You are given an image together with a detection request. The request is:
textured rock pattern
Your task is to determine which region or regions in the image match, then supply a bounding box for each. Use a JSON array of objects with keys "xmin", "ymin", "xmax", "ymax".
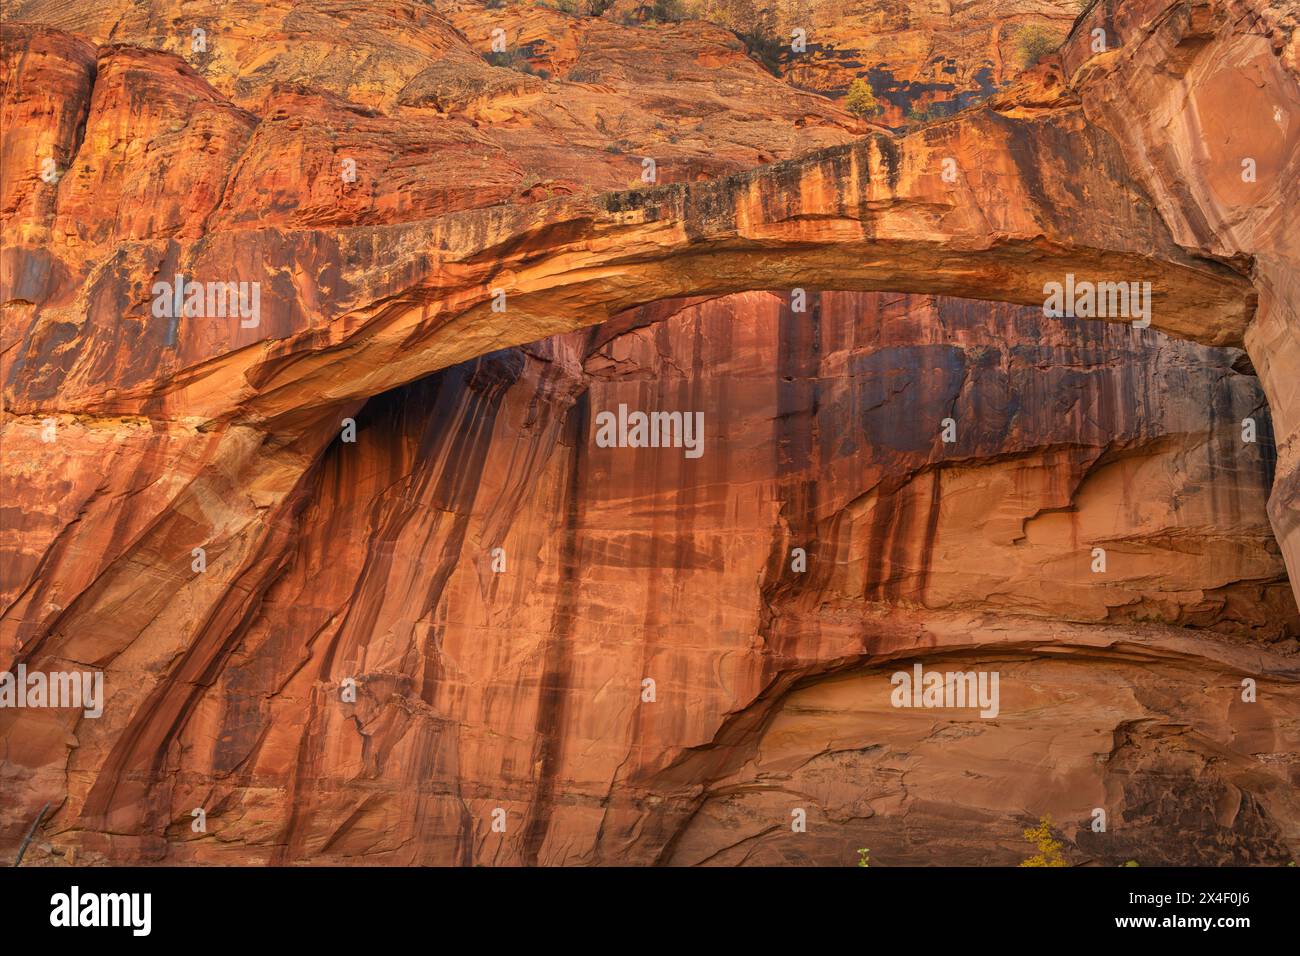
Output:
[
  {"xmin": 1, "ymin": 0, "xmax": 1298, "ymax": 866},
  {"xmin": 7, "ymin": 291, "xmax": 1297, "ymax": 866},
  {"xmin": 1062, "ymin": 0, "xmax": 1300, "ymax": 645}
]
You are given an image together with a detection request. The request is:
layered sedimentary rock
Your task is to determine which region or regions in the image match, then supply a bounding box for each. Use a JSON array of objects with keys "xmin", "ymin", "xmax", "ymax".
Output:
[
  {"xmin": 1062, "ymin": 0, "xmax": 1300, "ymax": 666},
  {"xmin": 2, "ymin": 0, "xmax": 1298, "ymax": 866},
  {"xmin": 9, "ymin": 292, "xmax": 1298, "ymax": 866},
  {"xmin": 0, "ymin": 35, "xmax": 1255, "ymax": 424},
  {"xmin": 674, "ymin": 0, "xmax": 1082, "ymax": 125}
]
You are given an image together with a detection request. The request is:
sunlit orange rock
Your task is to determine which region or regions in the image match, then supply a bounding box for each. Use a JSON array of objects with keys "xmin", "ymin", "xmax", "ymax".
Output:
[{"xmin": 2, "ymin": 0, "xmax": 1297, "ymax": 867}]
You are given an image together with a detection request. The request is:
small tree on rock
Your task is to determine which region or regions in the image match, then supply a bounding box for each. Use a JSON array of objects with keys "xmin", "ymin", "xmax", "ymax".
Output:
[
  {"xmin": 1015, "ymin": 24, "xmax": 1061, "ymax": 69},
  {"xmin": 1019, "ymin": 815, "xmax": 1069, "ymax": 867},
  {"xmin": 845, "ymin": 78, "xmax": 881, "ymax": 118}
]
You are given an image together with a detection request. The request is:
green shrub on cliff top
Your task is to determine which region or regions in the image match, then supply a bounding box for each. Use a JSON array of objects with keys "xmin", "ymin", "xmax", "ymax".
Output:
[{"xmin": 1015, "ymin": 24, "xmax": 1063, "ymax": 69}]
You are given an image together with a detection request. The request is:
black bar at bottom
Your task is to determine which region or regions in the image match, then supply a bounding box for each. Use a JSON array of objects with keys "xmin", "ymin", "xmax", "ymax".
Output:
[{"xmin": 0, "ymin": 865, "xmax": 1290, "ymax": 943}]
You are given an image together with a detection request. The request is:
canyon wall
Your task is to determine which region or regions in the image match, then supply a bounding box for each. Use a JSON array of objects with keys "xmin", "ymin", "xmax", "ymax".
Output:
[
  {"xmin": 11, "ymin": 290, "xmax": 1298, "ymax": 865},
  {"xmin": 2, "ymin": 0, "xmax": 1297, "ymax": 865},
  {"xmin": 1063, "ymin": 0, "xmax": 1300, "ymax": 627}
]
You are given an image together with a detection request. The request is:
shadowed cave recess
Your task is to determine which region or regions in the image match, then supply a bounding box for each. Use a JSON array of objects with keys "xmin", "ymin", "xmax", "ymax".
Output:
[
  {"xmin": 237, "ymin": 290, "xmax": 1300, "ymax": 867},
  {"xmin": 18, "ymin": 289, "xmax": 1300, "ymax": 867}
]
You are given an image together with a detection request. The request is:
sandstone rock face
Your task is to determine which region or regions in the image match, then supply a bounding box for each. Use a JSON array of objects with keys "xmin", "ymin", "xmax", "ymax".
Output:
[
  {"xmin": 1063, "ymin": 0, "xmax": 1300, "ymax": 665},
  {"xmin": 686, "ymin": 0, "xmax": 1083, "ymax": 126},
  {"xmin": 1, "ymin": 0, "xmax": 1298, "ymax": 866},
  {"xmin": 8, "ymin": 292, "xmax": 1297, "ymax": 866}
]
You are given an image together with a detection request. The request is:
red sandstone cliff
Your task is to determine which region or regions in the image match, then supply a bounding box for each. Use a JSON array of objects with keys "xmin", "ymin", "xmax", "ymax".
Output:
[{"xmin": 1, "ymin": 0, "xmax": 1298, "ymax": 866}]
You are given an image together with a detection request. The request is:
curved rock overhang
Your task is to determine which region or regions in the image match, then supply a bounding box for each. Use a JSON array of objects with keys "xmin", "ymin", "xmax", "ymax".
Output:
[
  {"xmin": 0, "ymin": 17, "xmax": 1257, "ymax": 431},
  {"xmin": 6, "ymin": 102, "xmax": 1256, "ymax": 429}
]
